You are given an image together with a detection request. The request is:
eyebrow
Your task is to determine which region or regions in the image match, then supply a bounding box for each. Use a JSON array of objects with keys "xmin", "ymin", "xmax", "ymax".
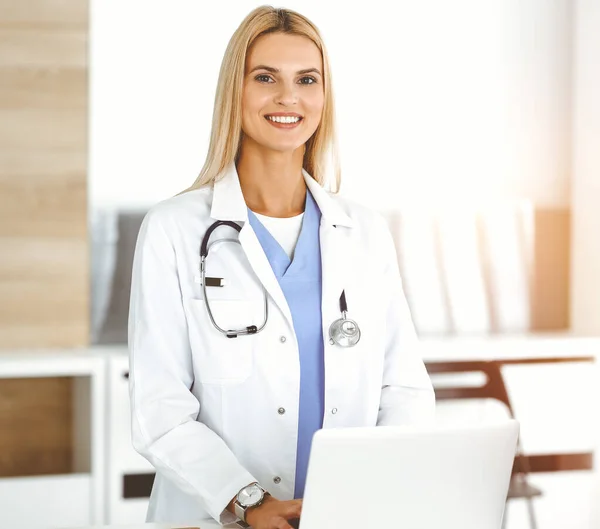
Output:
[{"xmin": 249, "ymin": 65, "xmax": 322, "ymax": 76}]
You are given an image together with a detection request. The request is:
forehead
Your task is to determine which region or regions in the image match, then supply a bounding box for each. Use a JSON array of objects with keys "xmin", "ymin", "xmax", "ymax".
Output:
[{"xmin": 246, "ymin": 32, "xmax": 322, "ymax": 70}]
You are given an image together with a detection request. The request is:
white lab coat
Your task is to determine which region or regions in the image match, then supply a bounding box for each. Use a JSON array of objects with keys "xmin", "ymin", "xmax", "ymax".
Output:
[{"xmin": 128, "ymin": 162, "xmax": 435, "ymax": 525}]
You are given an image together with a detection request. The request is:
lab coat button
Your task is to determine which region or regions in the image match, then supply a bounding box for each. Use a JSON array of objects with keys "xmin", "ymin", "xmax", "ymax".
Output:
[
  {"xmin": 280, "ymin": 336, "xmax": 287, "ymax": 343},
  {"xmin": 273, "ymin": 476, "xmax": 281, "ymax": 484},
  {"xmin": 331, "ymin": 408, "xmax": 338, "ymax": 414},
  {"xmin": 278, "ymin": 407, "xmax": 286, "ymax": 415}
]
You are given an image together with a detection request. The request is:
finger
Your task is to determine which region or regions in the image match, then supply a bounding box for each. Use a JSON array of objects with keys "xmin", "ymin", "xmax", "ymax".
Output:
[
  {"xmin": 275, "ymin": 517, "xmax": 294, "ymax": 529},
  {"xmin": 283, "ymin": 501, "xmax": 302, "ymax": 518},
  {"xmin": 286, "ymin": 499, "xmax": 302, "ymax": 510}
]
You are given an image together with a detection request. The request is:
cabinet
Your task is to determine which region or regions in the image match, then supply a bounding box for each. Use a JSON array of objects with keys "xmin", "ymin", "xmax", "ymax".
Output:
[
  {"xmin": 104, "ymin": 350, "xmax": 153, "ymax": 524},
  {"xmin": 0, "ymin": 350, "xmax": 105, "ymax": 529}
]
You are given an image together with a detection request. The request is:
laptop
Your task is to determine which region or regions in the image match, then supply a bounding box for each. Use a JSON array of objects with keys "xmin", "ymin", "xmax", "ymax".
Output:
[{"xmin": 298, "ymin": 420, "xmax": 519, "ymax": 529}]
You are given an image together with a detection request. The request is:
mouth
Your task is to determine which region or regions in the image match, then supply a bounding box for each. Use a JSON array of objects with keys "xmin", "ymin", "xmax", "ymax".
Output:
[{"xmin": 264, "ymin": 114, "xmax": 303, "ymax": 129}]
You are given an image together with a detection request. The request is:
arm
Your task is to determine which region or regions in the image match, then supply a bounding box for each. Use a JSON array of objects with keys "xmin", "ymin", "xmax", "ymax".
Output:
[
  {"xmin": 375, "ymin": 218, "xmax": 436, "ymax": 426},
  {"xmin": 128, "ymin": 210, "xmax": 255, "ymax": 523}
]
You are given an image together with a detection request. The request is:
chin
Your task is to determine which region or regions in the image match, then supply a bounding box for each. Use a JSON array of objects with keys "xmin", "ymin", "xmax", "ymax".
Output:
[{"xmin": 260, "ymin": 140, "xmax": 306, "ymax": 154}]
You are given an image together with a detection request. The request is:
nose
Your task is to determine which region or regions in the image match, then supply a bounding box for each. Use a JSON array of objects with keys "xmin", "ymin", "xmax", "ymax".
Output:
[{"xmin": 275, "ymin": 80, "xmax": 298, "ymax": 106}]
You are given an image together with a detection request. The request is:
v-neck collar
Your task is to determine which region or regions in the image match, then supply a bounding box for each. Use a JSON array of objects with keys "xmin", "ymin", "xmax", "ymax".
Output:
[
  {"xmin": 247, "ymin": 190, "xmax": 321, "ymax": 280},
  {"xmin": 210, "ymin": 161, "xmax": 353, "ymax": 229}
]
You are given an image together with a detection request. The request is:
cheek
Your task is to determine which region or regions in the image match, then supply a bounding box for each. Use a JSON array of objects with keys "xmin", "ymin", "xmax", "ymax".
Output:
[
  {"xmin": 241, "ymin": 94, "xmax": 255, "ymax": 120},
  {"xmin": 242, "ymin": 87, "xmax": 262, "ymax": 115},
  {"xmin": 242, "ymin": 92, "xmax": 270, "ymax": 126},
  {"xmin": 306, "ymin": 93, "xmax": 325, "ymax": 122}
]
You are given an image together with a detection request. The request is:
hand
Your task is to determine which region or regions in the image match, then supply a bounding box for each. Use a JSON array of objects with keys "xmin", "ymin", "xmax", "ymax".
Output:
[{"xmin": 245, "ymin": 495, "xmax": 302, "ymax": 529}]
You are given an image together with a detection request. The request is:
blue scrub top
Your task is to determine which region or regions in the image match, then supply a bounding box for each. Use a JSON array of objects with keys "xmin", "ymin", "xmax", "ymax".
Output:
[{"xmin": 247, "ymin": 190, "xmax": 324, "ymax": 499}]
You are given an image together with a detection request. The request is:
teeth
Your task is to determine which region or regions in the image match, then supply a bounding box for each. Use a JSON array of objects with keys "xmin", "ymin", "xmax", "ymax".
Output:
[{"xmin": 267, "ymin": 115, "xmax": 301, "ymax": 124}]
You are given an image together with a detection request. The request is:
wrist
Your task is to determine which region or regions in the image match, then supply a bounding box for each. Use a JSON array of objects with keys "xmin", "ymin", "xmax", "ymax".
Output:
[
  {"xmin": 245, "ymin": 494, "xmax": 275, "ymax": 526},
  {"xmin": 232, "ymin": 482, "xmax": 270, "ymax": 522},
  {"xmin": 226, "ymin": 482, "xmax": 256, "ymax": 516}
]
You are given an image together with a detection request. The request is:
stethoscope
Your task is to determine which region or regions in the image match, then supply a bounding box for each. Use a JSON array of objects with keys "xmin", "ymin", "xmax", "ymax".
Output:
[{"xmin": 200, "ymin": 220, "xmax": 361, "ymax": 347}]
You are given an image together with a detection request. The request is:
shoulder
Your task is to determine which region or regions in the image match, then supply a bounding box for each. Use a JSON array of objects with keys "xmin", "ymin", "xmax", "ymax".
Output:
[
  {"xmin": 146, "ymin": 186, "xmax": 213, "ymax": 223},
  {"xmin": 326, "ymin": 191, "xmax": 398, "ymax": 269},
  {"xmin": 328, "ymin": 191, "xmax": 391, "ymax": 237},
  {"xmin": 142, "ymin": 186, "xmax": 213, "ymax": 227},
  {"xmin": 137, "ymin": 187, "xmax": 214, "ymax": 245}
]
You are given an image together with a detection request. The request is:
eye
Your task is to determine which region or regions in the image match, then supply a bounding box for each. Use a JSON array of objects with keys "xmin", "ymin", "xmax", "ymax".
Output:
[
  {"xmin": 254, "ymin": 74, "xmax": 318, "ymax": 85},
  {"xmin": 255, "ymin": 74, "xmax": 274, "ymax": 83}
]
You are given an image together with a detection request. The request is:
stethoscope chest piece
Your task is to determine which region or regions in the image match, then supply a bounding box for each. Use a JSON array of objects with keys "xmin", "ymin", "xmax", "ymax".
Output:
[
  {"xmin": 329, "ymin": 315, "xmax": 361, "ymax": 347},
  {"xmin": 328, "ymin": 290, "xmax": 361, "ymax": 347}
]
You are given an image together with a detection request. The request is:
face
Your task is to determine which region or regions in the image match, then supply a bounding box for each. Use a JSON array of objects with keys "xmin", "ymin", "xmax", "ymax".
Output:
[{"xmin": 241, "ymin": 32, "xmax": 325, "ymax": 154}]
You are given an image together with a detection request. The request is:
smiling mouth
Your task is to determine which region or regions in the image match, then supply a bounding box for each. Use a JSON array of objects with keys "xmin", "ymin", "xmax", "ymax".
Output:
[
  {"xmin": 264, "ymin": 115, "xmax": 303, "ymax": 129},
  {"xmin": 265, "ymin": 115, "xmax": 303, "ymax": 124}
]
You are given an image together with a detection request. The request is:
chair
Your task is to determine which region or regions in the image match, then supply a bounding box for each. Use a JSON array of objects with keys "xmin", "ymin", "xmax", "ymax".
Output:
[{"xmin": 426, "ymin": 360, "xmax": 542, "ymax": 529}]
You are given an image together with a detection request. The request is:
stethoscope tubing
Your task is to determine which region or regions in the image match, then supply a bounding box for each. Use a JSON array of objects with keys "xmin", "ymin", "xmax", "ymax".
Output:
[
  {"xmin": 200, "ymin": 252, "xmax": 269, "ymax": 338},
  {"xmin": 200, "ymin": 220, "xmax": 360, "ymax": 346}
]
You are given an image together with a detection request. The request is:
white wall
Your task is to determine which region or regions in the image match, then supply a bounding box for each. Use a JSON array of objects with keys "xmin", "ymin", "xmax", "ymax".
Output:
[
  {"xmin": 89, "ymin": 0, "xmax": 572, "ymax": 211},
  {"xmin": 571, "ymin": 0, "xmax": 600, "ymax": 335}
]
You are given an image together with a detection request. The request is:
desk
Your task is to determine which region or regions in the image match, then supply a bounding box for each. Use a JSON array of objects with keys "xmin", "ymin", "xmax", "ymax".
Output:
[
  {"xmin": 73, "ymin": 522, "xmax": 230, "ymax": 529},
  {"xmin": 419, "ymin": 333, "xmax": 599, "ymax": 364},
  {"xmin": 421, "ymin": 334, "xmax": 598, "ymax": 473}
]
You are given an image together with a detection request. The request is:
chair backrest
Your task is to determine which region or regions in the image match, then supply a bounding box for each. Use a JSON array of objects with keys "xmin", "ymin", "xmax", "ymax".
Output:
[{"xmin": 427, "ymin": 360, "xmax": 514, "ymax": 413}]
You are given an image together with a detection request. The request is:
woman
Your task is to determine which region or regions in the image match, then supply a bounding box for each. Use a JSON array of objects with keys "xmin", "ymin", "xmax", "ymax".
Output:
[{"xmin": 128, "ymin": 6, "xmax": 435, "ymax": 529}]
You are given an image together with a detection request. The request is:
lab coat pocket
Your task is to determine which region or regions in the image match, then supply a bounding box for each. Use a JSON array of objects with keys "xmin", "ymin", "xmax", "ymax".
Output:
[{"xmin": 187, "ymin": 299, "xmax": 255, "ymax": 385}]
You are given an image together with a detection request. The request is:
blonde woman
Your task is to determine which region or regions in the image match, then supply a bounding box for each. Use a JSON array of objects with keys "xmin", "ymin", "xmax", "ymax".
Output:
[{"xmin": 128, "ymin": 6, "xmax": 435, "ymax": 529}]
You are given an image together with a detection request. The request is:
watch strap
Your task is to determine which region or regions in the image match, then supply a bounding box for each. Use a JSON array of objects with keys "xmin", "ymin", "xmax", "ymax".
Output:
[{"xmin": 233, "ymin": 501, "xmax": 247, "ymax": 522}]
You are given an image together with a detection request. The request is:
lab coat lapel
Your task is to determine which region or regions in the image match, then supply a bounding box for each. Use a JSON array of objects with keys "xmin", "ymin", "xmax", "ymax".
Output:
[
  {"xmin": 238, "ymin": 223, "xmax": 294, "ymax": 329},
  {"xmin": 319, "ymin": 221, "xmax": 349, "ymax": 344},
  {"xmin": 303, "ymin": 170, "xmax": 354, "ymax": 342},
  {"xmin": 210, "ymin": 162, "xmax": 294, "ymax": 328}
]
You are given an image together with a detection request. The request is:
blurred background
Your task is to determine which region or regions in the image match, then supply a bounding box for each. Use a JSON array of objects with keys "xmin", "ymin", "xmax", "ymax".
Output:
[{"xmin": 0, "ymin": 0, "xmax": 599, "ymax": 528}]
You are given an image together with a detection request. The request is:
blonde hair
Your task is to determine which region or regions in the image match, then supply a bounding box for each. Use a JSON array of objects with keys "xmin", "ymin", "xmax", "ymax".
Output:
[{"xmin": 182, "ymin": 5, "xmax": 340, "ymax": 193}]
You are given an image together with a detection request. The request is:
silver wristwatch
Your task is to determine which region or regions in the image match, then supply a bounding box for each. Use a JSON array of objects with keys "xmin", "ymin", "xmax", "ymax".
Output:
[{"xmin": 233, "ymin": 482, "xmax": 268, "ymax": 523}]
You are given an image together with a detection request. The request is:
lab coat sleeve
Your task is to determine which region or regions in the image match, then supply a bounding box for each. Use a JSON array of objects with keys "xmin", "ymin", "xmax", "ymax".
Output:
[
  {"xmin": 128, "ymin": 210, "xmax": 256, "ymax": 524},
  {"xmin": 375, "ymin": 217, "xmax": 436, "ymax": 426}
]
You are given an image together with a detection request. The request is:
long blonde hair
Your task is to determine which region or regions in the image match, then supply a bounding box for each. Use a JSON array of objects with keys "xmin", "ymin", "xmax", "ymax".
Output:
[{"xmin": 182, "ymin": 5, "xmax": 340, "ymax": 193}]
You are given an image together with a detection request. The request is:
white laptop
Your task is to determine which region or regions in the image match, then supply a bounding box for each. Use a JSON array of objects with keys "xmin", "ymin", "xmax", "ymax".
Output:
[{"xmin": 298, "ymin": 419, "xmax": 519, "ymax": 529}]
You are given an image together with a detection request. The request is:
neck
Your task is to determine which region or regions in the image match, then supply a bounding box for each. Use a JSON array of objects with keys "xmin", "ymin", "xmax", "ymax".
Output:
[{"xmin": 236, "ymin": 140, "xmax": 306, "ymax": 218}]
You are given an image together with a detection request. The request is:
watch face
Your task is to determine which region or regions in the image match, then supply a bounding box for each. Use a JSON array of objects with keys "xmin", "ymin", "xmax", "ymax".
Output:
[{"xmin": 237, "ymin": 484, "xmax": 263, "ymax": 507}]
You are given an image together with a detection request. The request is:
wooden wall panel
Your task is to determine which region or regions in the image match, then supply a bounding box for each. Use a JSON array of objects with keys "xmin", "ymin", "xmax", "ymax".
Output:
[
  {"xmin": 0, "ymin": 108, "xmax": 87, "ymax": 150},
  {"xmin": 0, "ymin": 0, "xmax": 88, "ymax": 476},
  {"xmin": 0, "ymin": 151, "xmax": 87, "ymax": 177},
  {"xmin": 0, "ymin": 0, "xmax": 87, "ymax": 29},
  {"xmin": 0, "ymin": 68, "xmax": 86, "ymax": 108},
  {"xmin": 0, "ymin": 174, "xmax": 86, "ymax": 235},
  {"xmin": 0, "ymin": 30, "xmax": 86, "ymax": 68}
]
